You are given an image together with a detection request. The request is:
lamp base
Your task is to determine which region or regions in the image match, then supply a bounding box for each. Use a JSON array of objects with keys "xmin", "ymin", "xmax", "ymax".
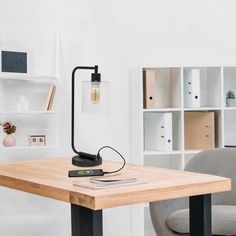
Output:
[{"xmin": 72, "ymin": 155, "xmax": 102, "ymax": 167}]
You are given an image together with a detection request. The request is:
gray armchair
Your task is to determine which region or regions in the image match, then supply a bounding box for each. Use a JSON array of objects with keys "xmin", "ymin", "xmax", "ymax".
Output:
[{"xmin": 149, "ymin": 148, "xmax": 236, "ymax": 236}]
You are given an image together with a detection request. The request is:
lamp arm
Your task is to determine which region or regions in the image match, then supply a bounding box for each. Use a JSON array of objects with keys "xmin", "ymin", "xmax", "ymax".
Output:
[{"xmin": 71, "ymin": 65, "xmax": 98, "ymax": 154}]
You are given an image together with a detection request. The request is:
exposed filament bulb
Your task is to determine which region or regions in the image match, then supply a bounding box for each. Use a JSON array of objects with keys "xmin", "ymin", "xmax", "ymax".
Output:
[{"xmin": 91, "ymin": 82, "xmax": 100, "ymax": 104}]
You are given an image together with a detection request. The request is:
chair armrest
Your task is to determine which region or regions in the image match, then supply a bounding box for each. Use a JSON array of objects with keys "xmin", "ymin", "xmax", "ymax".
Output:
[{"xmin": 149, "ymin": 197, "xmax": 188, "ymax": 236}]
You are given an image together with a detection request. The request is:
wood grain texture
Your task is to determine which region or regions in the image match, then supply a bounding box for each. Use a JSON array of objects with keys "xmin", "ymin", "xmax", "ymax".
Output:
[{"xmin": 0, "ymin": 157, "xmax": 231, "ymax": 210}]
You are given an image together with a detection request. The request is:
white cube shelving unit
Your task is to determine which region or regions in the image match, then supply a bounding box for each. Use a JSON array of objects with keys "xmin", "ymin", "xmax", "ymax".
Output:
[{"xmin": 130, "ymin": 66, "xmax": 236, "ymax": 236}]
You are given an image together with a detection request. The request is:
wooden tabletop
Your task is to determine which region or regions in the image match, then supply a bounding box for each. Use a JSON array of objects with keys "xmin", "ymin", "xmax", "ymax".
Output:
[{"xmin": 0, "ymin": 157, "xmax": 231, "ymax": 210}]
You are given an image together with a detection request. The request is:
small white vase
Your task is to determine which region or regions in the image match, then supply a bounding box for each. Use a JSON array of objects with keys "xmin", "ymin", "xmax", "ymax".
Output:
[{"xmin": 2, "ymin": 135, "xmax": 16, "ymax": 147}]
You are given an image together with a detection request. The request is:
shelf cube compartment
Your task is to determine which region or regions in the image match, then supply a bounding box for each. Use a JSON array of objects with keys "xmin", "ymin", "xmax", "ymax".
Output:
[
  {"xmin": 184, "ymin": 111, "xmax": 215, "ymax": 150},
  {"xmin": 0, "ymin": 80, "xmax": 57, "ymax": 112},
  {"xmin": 224, "ymin": 110, "xmax": 236, "ymax": 147},
  {"xmin": 223, "ymin": 67, "xmax": 236, "ymax": 107},
  {"xmin": 0, "ymin": 115, "xmax": 58, "ymax": 148},
  {"xmin": 183, "ymin": 67, "xmax": 221, "ymax": 108},
  {"xmin": 184, "ymin": 111, "xmax": 222, "ymax": 150},
  {"xmin": 143, "ymin": 68, "xmax": 181, "ymax": 109},
  {"xmin": 144, "ymin": 111, "xmax": 182, "ymax": 152},
  {"xmin": 144, "ymin": 154, "xmax": 183, "ymax": 170},
  {"xmin": 144, "ymin": 112, "xmax": 172, "ymax": 152}
]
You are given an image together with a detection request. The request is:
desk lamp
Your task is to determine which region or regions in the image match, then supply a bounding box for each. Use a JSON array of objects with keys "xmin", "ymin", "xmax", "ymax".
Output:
[{"xmin": 71, "ymin": 65, "xmax": 110, "ymax": 167}]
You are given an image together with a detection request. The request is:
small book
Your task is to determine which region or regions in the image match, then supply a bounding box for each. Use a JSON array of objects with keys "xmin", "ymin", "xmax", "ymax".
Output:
[
  {"xmin": 44, "ymin": 85, "xmax": 56, "ymax": 111},
  {"xmin": 73, "ymin": 174, "xmax": 146, "ymax": 189},
  {"xmin": 90, "ymin": 175, "xmax": 137, "ymax": 185},
  {"xmin": 47, "ymin": 85, "xmax": 56, "ymax": 110}
]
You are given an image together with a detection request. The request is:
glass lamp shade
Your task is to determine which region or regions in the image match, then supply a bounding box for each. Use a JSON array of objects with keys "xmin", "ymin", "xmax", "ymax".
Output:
[{"xmin": 82, "ymin": 81, "xmax": 110, "ymax": 114}]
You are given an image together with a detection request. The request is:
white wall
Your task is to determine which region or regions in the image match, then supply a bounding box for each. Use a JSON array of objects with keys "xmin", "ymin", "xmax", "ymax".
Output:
[{"xmin": 0, "ymin": 0, "xmax": 236, "ymax": 235}]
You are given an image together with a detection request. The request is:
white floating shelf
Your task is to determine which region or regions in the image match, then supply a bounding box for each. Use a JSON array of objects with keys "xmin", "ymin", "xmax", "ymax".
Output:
[
  {"xmin": 184, "ymin": 107, "xmax": 222, "ymax": 111},
  {"xmin": 143, "ymin": 108, "xmax": 182, "ymax": 112},
  {"xmin": 0, "ymin": 76, "xmax": 57, "ymax": 84},
  {"xmin": 0, "ymin": 146, "xmax": 57, "ymax": 151},
  {"xmin": 0, "ymin": 111, "xmax": 57, "ymax": 115},
  {"xmin": 143, "ymin": 150, "xmax": 182, "ymax": 155}
]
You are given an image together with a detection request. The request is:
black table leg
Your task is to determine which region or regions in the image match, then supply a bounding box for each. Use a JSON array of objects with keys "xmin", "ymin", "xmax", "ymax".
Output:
[
  {"xmin": 189, "ymin": 194, "xmax": 212, "ymax": 236},
  {"xmin": 71, "ymin": 204, "xmax": 103, "ymax": 236}
]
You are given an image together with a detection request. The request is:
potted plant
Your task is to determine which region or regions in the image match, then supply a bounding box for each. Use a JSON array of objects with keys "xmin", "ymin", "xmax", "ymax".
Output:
[
  {"xmin": 0, "ymin": 121, "xmax": 17, "ymax": 147},
  {"xmin": 226, "ymin": 90, "xmax": 236, "ymax": 107}
]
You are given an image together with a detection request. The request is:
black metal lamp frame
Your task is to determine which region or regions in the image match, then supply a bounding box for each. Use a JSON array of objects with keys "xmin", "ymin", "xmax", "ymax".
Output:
[{"xmin": 71, "ymin": 65, "xmax": 102, "ymax": 167}]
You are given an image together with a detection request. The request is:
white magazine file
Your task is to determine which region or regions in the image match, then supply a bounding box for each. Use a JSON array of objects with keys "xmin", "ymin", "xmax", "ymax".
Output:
[
  {"xmin": 184, "ymin": 69, "xmax": 200, "ymax": 108},
  {"xmin": 144, "ymin": 112, "xmax": 173, "ymax": 152}
]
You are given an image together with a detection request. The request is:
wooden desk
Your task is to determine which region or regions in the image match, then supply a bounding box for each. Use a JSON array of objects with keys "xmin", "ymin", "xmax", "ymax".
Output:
[{"xmin": 0, "ymin": 157, "xmax": 231, "ymax": 236}]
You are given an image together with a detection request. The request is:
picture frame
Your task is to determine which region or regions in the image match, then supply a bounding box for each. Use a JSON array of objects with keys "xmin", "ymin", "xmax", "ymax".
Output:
[
  {"xmin": 0, "ymin": 47, "xmax": 31, "ymax": 78},
  {"xmin": 28, "ymin": 135, "xmax": 46, "ymax": 146}
]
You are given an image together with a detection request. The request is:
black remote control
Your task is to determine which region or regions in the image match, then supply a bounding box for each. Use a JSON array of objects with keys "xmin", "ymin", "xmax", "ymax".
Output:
[{"xmin": 68, "ymin": 169, "xmax": 104, "ymax": 177}]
